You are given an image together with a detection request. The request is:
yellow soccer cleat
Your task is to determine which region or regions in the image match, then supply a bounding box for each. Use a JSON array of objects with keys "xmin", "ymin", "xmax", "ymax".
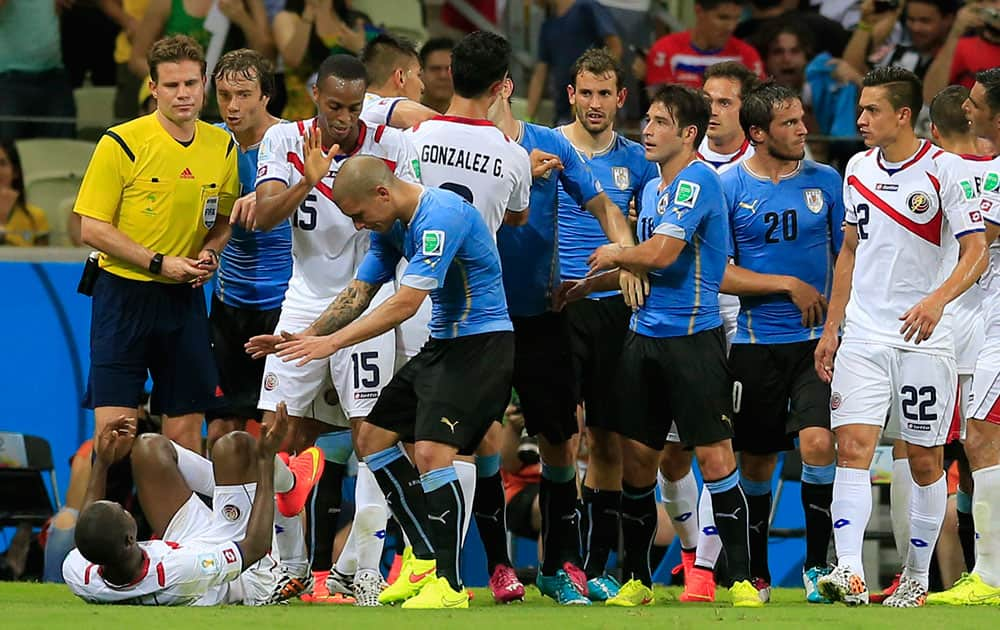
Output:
[
  {"xmin": 927, "ymin": 573, "xmax": 1000, "ymax": 606},
  {"xmin": 400, "ymin": 576, "xmax": 470, "ymax": 609},
  {"xmin": 379, "ymin": 548, "xmax": 436, "ymax": 605},
  {"xmin": 730, "ymin": 579, "xmax": 766, "ymax": 607},
  {"xmin": 605, "ymin": 578, "xmax": 654, "ymax": 607}
]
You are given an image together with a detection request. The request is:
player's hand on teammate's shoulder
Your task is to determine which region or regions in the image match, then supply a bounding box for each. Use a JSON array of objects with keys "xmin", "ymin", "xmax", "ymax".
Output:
[
  {"xmin": 229, "ymin": 192, "xmax": 258, "ymax": 230},
  {"xmin": 94, "ymin": 415, "xmax": 136, "ymax": 466},
  {"xmin": 814, "ymin": 330, "xmax": 840, "ymax": 384},
  {"xmin": 302, "ymin": 126, "xmax": 339, "ymax": 187},
  {"xmin": 275, "ymin": 331, "xmax": 340, "ymax": 367},
  {"xmin": 258, "ymin": 401, "xmax": 290, "ymax": 458},
  {"xmin": 785, "ymin": 277, "xmax": 828, "ymax": 328},
  {"xmin": 899, "ymin": 296, "xmax": 945, "ymax": 344},
  {"xmin": 620, "ymin": 268, "xmax": 649, "ymax": 309},
  {"xmin": 529, "ymin": 149, "xmax": 563, "ymax": 179}
]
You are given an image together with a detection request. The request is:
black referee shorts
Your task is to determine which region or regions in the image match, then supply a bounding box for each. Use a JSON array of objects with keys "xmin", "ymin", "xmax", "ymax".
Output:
[{"xmin": 729, "ymin": 340, "xmax": 831, "ymax": 455}]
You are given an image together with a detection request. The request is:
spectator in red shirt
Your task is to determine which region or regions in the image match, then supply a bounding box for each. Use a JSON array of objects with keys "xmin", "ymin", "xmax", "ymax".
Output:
[
  {"xmin": 637, "ymin": 0, "xmax": 764, "ymax": 92},
  {"xmin": 923, "ymin": 0, "xmax": 1000, "ymax": 102}
]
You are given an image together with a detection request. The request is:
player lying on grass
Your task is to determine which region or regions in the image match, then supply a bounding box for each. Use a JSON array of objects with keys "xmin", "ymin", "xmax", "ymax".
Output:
[{"xmin": 63, "ymin": 403, "xmax": 321, "ymax": 606}]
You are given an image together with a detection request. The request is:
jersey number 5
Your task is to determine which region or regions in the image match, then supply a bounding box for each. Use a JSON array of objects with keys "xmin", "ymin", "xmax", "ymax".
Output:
[{"xmin": 294, "ymin": 193, "xmax": 317, "ymax": 231}]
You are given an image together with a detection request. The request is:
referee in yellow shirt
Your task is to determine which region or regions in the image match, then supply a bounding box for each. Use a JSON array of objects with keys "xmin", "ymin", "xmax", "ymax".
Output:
[{"xmin": 75, "ymin": 35, "xmax": 239, "ymax": 453}]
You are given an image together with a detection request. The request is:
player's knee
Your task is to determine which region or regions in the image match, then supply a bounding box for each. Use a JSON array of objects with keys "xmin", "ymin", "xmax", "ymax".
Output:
[
  {"xmin": 740, "ymin": 452, "xmax": 777, "ymax": 481},
  {"xmin": 799, "ymin": 430, "xmax": 834, "ymax": 464},
  {"xmin": 695, "ymin": 441, "xmax": 737, "ymax": 480},
  {"xmin": 659, "ymin": 446, "xmax": 693, "ymax": 481},
  {"xmin": 131, "ymin": 432, "xmax": 173, "ymax": 466},
  {"xmin": 211, "ymin": 430, "xmax": 256, "ymax": 472},
  {"xmin": 834, "ymin": 430, "xmax": 876, "ymax": 467},
  {"xmin": 413, "ymin": 442, "xmax": 452, "ymax": 473},
  {"xmin": 587, "ymin": 430, "xmax": 621, "ymax": 466}
]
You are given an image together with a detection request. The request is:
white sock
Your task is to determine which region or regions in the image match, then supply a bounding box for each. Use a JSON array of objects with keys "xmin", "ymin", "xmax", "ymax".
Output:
[
  {"xmin": 831, "ymin": 466, "xmax": 872, "ymax": 580},
  {"xmin": 274, "ymin": 455, "xmax": 294, "ymax": 494},
  {"xmin": 695, "ymin": 487, "xmax": 722, "ymax": 569},
  {"xmin": 171, "ymin": 442, "xmax": 215, "ymax": 495},
  {"xmin": 454, "ymin": 460, "xmax": 477, "ymax": 544},
  {"xmin": 335, "ymin": 463, "xmax": 389, "ymax": 576},
  {"xmin": 659, "ymin": 469, "xmax": 700, "ymax": 550},
  {"xmin": 903, "ymin": 473, "xmax": 947, "ymax": 589},
  {"xmin": 973, "ymin": 464, "xmax": 1000, "ymax": 586},
  {"xmin": 890, "ymin": 458, "xmax": 913, "ymax": 563},
  {"xmin": 274, "ymin": 509, "xmax": 308, "ymax": 577}
]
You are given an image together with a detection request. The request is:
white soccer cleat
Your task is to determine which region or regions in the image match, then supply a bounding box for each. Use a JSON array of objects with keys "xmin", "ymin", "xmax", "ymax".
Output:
[
  {"xmin": 817, "ymin": 563, "xmax": 869, "ymax": 606},
  {"xmin": 353, "ymin": 569, "xmax": 383, "ymax": 607},
  {"xmin": 326, "ymin": 568, "xmax": 354, "ymax": 596},
  {"xmin": 882, "ymin": 576, "xmax": 928, "ymax": 608}
]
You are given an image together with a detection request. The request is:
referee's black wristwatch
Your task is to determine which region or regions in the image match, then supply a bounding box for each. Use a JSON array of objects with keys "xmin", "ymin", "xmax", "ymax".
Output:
[{"xmin": 149, "ymin": 252, "xmax": 164, "ymax": 275}]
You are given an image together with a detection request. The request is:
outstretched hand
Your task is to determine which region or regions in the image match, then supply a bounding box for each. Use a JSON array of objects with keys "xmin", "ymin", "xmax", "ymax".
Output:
[
  {"xmin": 276, "ymin": 331, "xmax": 341, "ymax": 367},
  {"xmin": 94, "ymin": 415, "xmax": 137, "ymax": 466},
  {"xmin": 302, "ymin": 126, "xmax": 339, "ymax": 187},
  {"xmin": 246, "ymin": 333, "xmax": 285, "ymax": 359}
]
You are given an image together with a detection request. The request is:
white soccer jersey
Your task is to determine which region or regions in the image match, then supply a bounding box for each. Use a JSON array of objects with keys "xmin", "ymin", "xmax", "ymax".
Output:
[
  {"xmin": 971, "ymin": 155, "xmax": 1000, "ymax": 297},
  {"xmin": 842, "ymin": 140, "xmax": 985, "ymax": 354},
  {"xmin": 361, "ymin": 92, "xmax": 406, "ymax": 127},
  {"xmin": 697, "ymin": 136, "xmax": 755, "ymax": 174},
  {"xmin": 63, "ymin": 539, "xmax": 244, "ymax": 606},
  {"xmin": 256, "ymin": 118, "xmax": 419, "ymax": 314},
  {"xmin": 406, "ymin": 115, "xmax": 531, "ymax": 234}
]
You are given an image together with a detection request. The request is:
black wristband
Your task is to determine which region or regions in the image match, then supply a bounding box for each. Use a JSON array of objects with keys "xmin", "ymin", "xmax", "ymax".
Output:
[{"xmin": 149, "ymin": 252, "xmax": 164, "ymax": 274}]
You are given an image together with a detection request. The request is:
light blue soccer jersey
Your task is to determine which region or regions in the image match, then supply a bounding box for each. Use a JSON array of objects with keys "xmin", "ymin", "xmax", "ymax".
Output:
[
  {"xmin": 723, "ymin": 160, "xmax": 845, "ymax": 344},
  {"xmin": 632, "ymin": 160, "xmax": 728, "ymax": 338},
  {"xmin": 214, "ymin": 124, "xmax": 292, "ymax": 310},
  {"xmin": 356, "ymin": 187, "xmax": 512, "ymax": 339},
  {"xmin": 497, "ymin": 123, "xmax": 603, "ymax": 317},
  {"xmin": 556, "ymin": 131, "xmax": 658, "ymax": 298}
]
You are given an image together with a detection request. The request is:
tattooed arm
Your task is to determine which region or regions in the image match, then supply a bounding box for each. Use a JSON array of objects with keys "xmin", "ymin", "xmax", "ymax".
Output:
[
  {"xmin": 275, "ymin": 286, "xmax": 429, "ymax": 366},
  {"xmin": 304, "ymin": 279, "xmax": 381, "ymax": 336}
]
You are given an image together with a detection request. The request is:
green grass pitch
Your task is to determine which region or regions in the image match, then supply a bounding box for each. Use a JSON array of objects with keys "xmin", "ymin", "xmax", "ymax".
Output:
[{"xmin": 3, "ymin": 582, "xmax": 994, "ymax": 629}]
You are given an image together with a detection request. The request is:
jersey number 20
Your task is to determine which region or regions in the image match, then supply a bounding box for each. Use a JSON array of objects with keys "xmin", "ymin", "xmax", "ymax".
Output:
[{"xmin": 764, "ymin": 210, "xmax": 798, "ymax": 243}]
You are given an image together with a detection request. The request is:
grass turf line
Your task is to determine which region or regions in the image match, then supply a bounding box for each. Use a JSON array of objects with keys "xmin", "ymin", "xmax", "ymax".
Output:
[{"xmin": 3, "ymin": 583, "xmax": 993, "ymax": 629}]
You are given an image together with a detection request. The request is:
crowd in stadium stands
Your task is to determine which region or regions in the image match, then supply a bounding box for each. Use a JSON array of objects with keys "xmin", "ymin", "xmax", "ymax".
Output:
[{"xmin": 3, "ymin": 0, "xmax": 1000, "ymax": 614}]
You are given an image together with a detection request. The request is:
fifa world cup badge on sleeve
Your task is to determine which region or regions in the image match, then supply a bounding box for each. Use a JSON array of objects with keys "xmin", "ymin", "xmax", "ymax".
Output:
[
  {"xmin": 674, "ymin": 180, "xmax": 700, "ymax": 208},
  {"xmin": 422, "ymin": 230, "xmax": 445, "ymax": 256}
]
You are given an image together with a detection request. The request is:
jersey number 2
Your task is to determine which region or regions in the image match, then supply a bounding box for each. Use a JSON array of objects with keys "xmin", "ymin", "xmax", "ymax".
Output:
[{"xmin": 764, "ymin": 210, "xmax": 798, "ymax": 243}]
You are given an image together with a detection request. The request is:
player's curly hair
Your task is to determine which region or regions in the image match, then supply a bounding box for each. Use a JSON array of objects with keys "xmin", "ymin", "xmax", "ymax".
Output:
[
  {"xmin": 213, "ymin": 48, "xmax": 275, "ymax": 99},
  {"xmin": 862, "ymin": 66, "xmax": 923, "ymax": 129},
  {"xmin": 739, "ymin": 81, "xmax": 800, "ymax": 143},
  {"xmin": 451, "ymin": 31, "xmax": 510, "ymax": 99},
  {"xmin": 148, "ymin": 34, "xmax": 206, "ymax": 83},
  {"xmin": 571, "ymin": 47, "xmax": 624, "ymax": 91}
]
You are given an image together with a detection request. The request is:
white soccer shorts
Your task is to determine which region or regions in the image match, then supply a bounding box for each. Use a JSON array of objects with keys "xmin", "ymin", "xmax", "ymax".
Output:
[
  {"xmin": 164, "ymin": 485, "xmax": 278, "ymax": 605},
  {"xmin": 970, "ymin": 305, "xmax": 1000, "ymax": 425},
  {"xmin": 258, "ymin": 309, "xmax": 394, "ymax": 424},
  {"xmin": 830, "ymin": 339, "xmax": 956, "ymax": 448},
  {"xmin": 953, "ymin": 302, "xmax": 984, "ymax": 376}
]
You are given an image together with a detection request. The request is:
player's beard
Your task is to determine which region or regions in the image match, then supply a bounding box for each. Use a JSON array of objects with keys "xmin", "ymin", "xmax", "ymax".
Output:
[
  {"xmin": 767, "ymin": 143, "xmax": 805, "ymax": 162},
  {"xmin": 575, "ymin": 104, "xmax": 613, "ymax": 135}
]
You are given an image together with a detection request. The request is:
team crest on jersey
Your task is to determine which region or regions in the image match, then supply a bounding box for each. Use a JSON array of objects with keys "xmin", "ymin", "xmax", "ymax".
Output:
[
  {"xmin": 657, "ymin": 194, "xmax": 669, "ymax": 215},
  {"xmin": 907, "ymin": 191, "xmax": 931, "ymax": 214},
  {"xmin": 198, "ymin": 554, "xmax": 220, "ymax": 575},
  {"xmin": 803, "ymin": 189, "xmax": 824, "ymax": 214},
  {"xmin": 422, "ymin": 230, "xmax": 445, "ymax": 256},
  {"xmin": 612, "ymin": 167, "xmax": 630, "ymax": 190},
  {"xmin": 222, "ymin": 504, "xmax": 241, "ymax": 521},
  {"xmin": 263, "ymin": 372, "xmax": 278, "ymax": 391},
  {"xmin": 831, "ymin": 391, "xmax": 842, "ymax": 410},
  {"xmin": 674, "ymin": 180, "xmax": 700, "ymax": 208}
]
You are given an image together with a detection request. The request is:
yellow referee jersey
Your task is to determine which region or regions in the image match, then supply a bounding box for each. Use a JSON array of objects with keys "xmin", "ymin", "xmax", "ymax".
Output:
[{"xmin": 75, "ymin": 113, "xmax": 238, "ymax": 282}]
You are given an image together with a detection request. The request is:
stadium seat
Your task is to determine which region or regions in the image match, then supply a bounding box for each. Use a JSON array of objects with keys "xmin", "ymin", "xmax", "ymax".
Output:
[
  {"xmin": 73, "ymin": 86, "xmax": 117, "ymax": 141},
  {"xmin": 14, "ymin": 139, "xmax": 95, "ymax": 245},
  {"xmin": 351, "ymin": 0, "xmax": 427, "ymax": 44},
  {"xmin": 0, "ymin": 432, "xmax": 60, "ymax": 527}
]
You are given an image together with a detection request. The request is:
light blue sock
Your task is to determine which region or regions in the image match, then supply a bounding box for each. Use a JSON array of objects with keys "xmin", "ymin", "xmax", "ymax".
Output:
[
  {"xmin": 420, "ymin": 466, "xmax": 459, "ymax": 493},
  {"xmin": 475, "ymin": 453, "xmax": 501, "ymax": 478}
]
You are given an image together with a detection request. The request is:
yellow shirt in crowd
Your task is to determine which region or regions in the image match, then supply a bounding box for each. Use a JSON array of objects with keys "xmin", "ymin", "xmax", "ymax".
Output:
[
  {"xmin": 74, "ymin": 113, "xmax": 238, "ymax": 282},
  {"xmin": 113, "ymin": 0, "xmax": 151, "ymax": 65},
  {"xmin": 4, "ymin": 203, "xmax": 49, "ymax": 246}
]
